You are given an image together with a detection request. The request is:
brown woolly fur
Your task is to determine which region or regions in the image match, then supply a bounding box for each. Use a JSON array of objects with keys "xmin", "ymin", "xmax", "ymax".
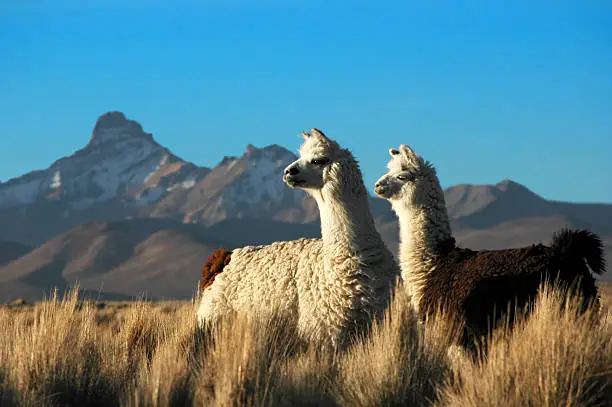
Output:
[
  {"xmin": 200, "ymin": 248, "xmax": 232, "ymax": 292},
  {"xmin": 420, "ymin": 229, "xmax": 605, "ymax": 349}
]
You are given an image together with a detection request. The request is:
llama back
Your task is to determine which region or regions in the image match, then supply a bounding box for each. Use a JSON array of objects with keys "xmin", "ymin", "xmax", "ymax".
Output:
[
  {"xmin": 198, "ymin": 238, "xmax": 322, "ymax": 325},
  {"xmin": 422, "ymin": 240, "xmax": 603, "ymax": 342},
  {"xmin": 419, "ymin": 245, "xmax": 547, "ymax": 314}
]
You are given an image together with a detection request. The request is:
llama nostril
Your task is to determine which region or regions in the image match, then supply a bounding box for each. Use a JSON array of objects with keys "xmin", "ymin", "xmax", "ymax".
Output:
[{"xmin": 285, "ymin": 167, "xmax": 299, "ymax": 176}]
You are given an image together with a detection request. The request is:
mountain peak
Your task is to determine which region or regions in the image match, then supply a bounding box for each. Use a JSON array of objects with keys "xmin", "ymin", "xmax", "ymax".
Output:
[
  {"xmin": 262, "ymin": 144, "xmax": 292, "ymax": 154},
  {"xmin": 94, "ymin": 111, "xmax": 129, "ymax": 129},
  {"xmin": 243, "ymin": 143, "xmax": 295, "ymax": 162},
  {"xmin": 89, "ymin": 111, "xmax": 153, "ymax": 146},
  {"xmin": 496, "ymin": 178, "xmax": 519, "ymax": 188},
  {"xmin": 495, "ymin": 178, "xmax": 540, "ymax": 198},
  {"xmin": 444, "ymin": 179, "xmax": 545, "ymax": 221}
]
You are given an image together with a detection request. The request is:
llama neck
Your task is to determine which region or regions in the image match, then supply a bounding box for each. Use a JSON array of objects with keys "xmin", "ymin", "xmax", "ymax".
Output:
[
  {"xmin": 392, "ymin": 198, "xmax": 453, "ymax": 310},
  {"xmin": 316, "ymin": 192, "xmax": 379, "ymax": 249},
  {"xmin": 311, "ymin": 158, "xmax": 386, "ymax": 259}
]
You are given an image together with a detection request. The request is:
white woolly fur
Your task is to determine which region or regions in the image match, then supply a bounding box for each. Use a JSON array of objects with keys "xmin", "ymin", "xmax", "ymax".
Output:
[
  {"xmin": 375, "ymin": 145, "xmax": 452, "ymax": 313},
  {"xmin": 197, "ymin": 130, "xmax": 400, "ymax": 348}
]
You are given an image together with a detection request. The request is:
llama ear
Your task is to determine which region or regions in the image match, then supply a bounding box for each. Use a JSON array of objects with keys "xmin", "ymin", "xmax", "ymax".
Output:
[
  {"xmin": 389, "ymin": 148, "xmax": 400, "ymax": 157},
  {"xmin": 400, "ymin": 144, "xmax": 416, "ymax": 158},
  {"xmin": 310, "ymin": 128, "xmax": 329, "ymax": 142},
  {"xmin": 301, "ymin": 130, "xmax": 311, "ymax": 139},
  {"xmin": 399, "ymin": 144, "xmax": 425, "ymax": 168}
]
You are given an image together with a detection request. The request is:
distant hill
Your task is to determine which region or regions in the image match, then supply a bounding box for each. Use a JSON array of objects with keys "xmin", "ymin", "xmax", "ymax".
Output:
[
  {"xmin": 0, "ymin": 217, "xmax": 324, "ymax": 302},
  {"xmin": 445, "ymin": 179, "xmax": 612, "ymax": 236},
  {"xmin": 0, "ymin": 239, "xmax": 32, "ymax": 267},
  {"xmin": 0, "ymin": 219, "xmax": 223, "ymax": 301}
]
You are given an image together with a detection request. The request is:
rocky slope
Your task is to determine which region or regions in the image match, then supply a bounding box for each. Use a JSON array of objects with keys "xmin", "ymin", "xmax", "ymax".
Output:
[
  {"xmin": 143, "ymin": 143, "xmax": 317, "ymax": 225},
  {"xmin": 0, "ymin": 112, "xmax": 211, "ymax": 245}
]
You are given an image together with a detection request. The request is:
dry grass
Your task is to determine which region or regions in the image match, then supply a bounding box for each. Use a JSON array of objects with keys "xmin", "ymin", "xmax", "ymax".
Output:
[
  {"xmin": 599, "ymin": 281, "xmax": 612, "ymax": 310},
  {"xmin": 438, "ymin": 285, "xmax": 612, "ymax": 407},
  {"xmin": 0, "ymin": 283, "xmax": 610, "ymax": 407}
]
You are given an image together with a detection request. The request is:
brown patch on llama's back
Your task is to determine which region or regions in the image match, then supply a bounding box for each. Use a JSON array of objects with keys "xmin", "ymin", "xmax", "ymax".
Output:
[{"xmin": 200, "ymin": 248, "xmax": 232, "ymax": 292}]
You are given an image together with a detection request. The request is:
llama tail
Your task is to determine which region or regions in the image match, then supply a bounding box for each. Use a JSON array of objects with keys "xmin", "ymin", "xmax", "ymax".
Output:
[
  {"xmin": 550, "ymin": 228, "xmax": 606, "ymax": 275},
  {"xmin": 200, "ymin": 248, "xmax": 232, "ymax": 292}
]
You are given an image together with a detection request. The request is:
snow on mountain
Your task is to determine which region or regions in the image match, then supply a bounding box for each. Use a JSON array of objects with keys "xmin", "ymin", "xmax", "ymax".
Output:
[
  {"xmin": 0, "ymin": 111, "xmax": 319, "ymax": 244},
  {"xmin": 0, "ymin": 112, "xmax": 212, "ymax": 244},
  {"xmin": 146, "ymin": 142, "xmax": 313, "ymax": 225},
  {"xmin": 50, "ymin": 171, "xmax": 61, "ymax": 189},
  {"xmin": 0, "ymin": 111, "xmax": 326, "ymax": 245},
  {"xmin": 224, "ymin": 144, "xmax": 300, "ymax": 205},
  {"xmin": 0, "ymin": 112, "xmax": 209, "ymax": 213}
]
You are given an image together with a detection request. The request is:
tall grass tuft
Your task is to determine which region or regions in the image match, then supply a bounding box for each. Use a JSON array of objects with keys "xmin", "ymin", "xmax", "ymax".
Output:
[
  {"xmin": 333, "ymin": 289, "xmax": 459, "ymax": 407},
  {"xmin": 0, "ymin": 289, "xmax": 123, "ymax": 406},
  {"xmin": 437, "ymin": 284, "xmax": 612, "ymax": 407},
  {"xmin": 192, "ymin": 309, "xmax": 332, "ymax": 406}
]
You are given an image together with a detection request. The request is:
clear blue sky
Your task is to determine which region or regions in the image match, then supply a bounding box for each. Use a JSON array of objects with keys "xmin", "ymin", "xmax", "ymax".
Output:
[{"xmin": 1, "ymin": 1, "xmax": 611, "ymax": 203}]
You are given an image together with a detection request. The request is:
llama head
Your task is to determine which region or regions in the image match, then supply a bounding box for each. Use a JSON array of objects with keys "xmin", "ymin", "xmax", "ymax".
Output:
[
  {"xmin": 284, "ymin": 128, "xmax": 363, "ymax": 197},
  {"xmin": 374, "ymin": 144, "xmax": 440, "ymax": 205}
]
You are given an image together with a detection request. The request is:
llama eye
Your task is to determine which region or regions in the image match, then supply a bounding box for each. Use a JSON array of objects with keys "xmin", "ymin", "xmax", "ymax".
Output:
[
  {"xmin": 397, "ymin": 174, "xmax": 413, "ymax": 181},
  {"xmin": 311, "ymin": 158, "xmax": 329, "ymax": 166}
]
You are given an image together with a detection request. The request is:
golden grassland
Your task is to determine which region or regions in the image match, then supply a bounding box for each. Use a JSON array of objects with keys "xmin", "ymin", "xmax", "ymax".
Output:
[{"xmin": 0, "ymin": 283, "xmax": 610, "ymax": 407}]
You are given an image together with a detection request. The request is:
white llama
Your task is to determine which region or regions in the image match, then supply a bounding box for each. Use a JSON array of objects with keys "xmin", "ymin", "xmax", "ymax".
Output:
[
  {"xmin": 197, "ymin": 129, "xmax": 400, "ymax": 348},
  {"xmin": 374, "ymin": 144, "xmax": 605, "ymax": 345}
]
